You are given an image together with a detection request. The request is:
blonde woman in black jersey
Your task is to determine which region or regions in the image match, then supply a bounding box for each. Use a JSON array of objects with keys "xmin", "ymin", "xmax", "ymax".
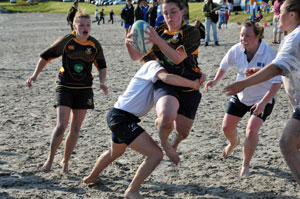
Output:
[{"xmin": 26, "ymin": 10, "xmax": 108, "ymax": 174}]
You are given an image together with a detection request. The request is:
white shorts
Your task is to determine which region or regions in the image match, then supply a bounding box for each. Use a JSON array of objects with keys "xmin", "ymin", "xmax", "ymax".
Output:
[{"xmin": 273, "ymin": 15, "xmax": 283, "ymax": 33}]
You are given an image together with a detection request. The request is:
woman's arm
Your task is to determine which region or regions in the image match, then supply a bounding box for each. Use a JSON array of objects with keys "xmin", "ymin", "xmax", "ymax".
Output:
[
  {"xmin": 99, "ymin": 68, "xmax": 108, "ymax": 95},
  {"xmin": 205, "ymin": 68, "xmax": 227, "ymax": 91},
  {"xmin": 26, "ymin": 58, "xmax": 48, "ymax": 87},
  {"xmin": 125, "ymin": 28, "xmax": 146, "ymax": 61},
  {"xmin": 251, "ymin": 83, "xmax": 281, "ymax": 116},
  {"xmin": 156, "ymin": 69, "xmax": 204, "ymax": 90},
  {"xmin": 146, "ymin": 26, "xmax": 187, "ymax": 64},
  {"xmin": 223, "ymin": 64, "xmax": 282, "ymax": 95}
]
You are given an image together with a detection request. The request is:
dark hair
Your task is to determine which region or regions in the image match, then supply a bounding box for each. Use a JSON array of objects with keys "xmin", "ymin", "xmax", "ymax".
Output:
[
  {"xmin": 242, "ymin": 20, "xmax": 264, "ymax": 41},
  {"xmin": 162, "ymin": 0, "xmax": 184, "ymax": 10},
  {"xmin": 284, "ymin": 0, "xmax": 300, "ymax": 21}
]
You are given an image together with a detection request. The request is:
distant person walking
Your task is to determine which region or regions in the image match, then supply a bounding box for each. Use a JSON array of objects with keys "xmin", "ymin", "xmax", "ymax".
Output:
[
  {"xmin": 92, "ymin": 8, "xmax": 100, "ymax": 24},
  {"xmin": 108, "ymin": 9, "xmax": 115, "ymax": 24},
  {"xmin": 99, "ymin": 8, "xmax": 105, "ymax": 24},
  {"xmin": 66, "ymin": 0, "xmax": 78, "ymax": 30}
]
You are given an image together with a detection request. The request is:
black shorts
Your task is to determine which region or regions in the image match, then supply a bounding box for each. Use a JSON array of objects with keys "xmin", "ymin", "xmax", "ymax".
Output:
[
  {"xmin": 292, "ymin": 108, "xmax": 300, "ymax": 121},
  {"xmin": 153, "ymin": 81, "xmax": 202, "ymax": 120},
  {"xmin": 55, "ymin": 86, "xmax": 94, "ymax": 109},
  {"xmin": 226, "ymin": 95, "xmax": 275, "ymax": 122},
  {"xmin": 107, "ymin": 108, "xmax": 145, "ymax": 145}
]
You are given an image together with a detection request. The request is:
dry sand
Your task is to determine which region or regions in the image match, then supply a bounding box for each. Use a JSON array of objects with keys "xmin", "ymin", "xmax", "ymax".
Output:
[{"xmin": 0, "ymin": 12, "xmax": 299, "ymax": 199}]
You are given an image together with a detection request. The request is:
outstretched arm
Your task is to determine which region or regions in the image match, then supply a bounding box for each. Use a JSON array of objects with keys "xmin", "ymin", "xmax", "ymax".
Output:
[
  {"xmin": 205, "ymin": 68, "xmax": 227, "ymax": 91},
  {"xmin": 223, "ymin": 64, "xmax": 282, "ymax": 96},
  {"xmin": 26, "ymin": 58, "xmax": 48, "ymax": 87}
]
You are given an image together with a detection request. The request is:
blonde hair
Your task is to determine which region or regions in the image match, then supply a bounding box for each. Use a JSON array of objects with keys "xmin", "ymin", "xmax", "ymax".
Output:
[{"xmin": 73, "ymin": 9, "xmax": 90, "ymax": 25}]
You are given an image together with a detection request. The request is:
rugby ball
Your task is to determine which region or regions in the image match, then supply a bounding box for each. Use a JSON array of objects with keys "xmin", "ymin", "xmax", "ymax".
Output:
[{"xmin": 130, "ymin": 20, "xmax": 153, "ymax": 54}]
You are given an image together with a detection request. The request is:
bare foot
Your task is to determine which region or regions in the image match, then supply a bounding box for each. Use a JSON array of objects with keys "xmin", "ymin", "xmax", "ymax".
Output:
[
  {"xmin": 82, "ymin": 175, "xmax": 100, "ymax": 184},
  {"xmin": 240, "ymin": 165, "xmax": 250, "ymax": 177},
  {"xmin": 60, "ymin": 160, "xmax": 69, "ymax": 174},
  {"xmin": 41, "ymin": 160, "xmax": 52, "ymax": 172},
  {"xmin": 124, "ymin": 189, "xmax": 144, "ymax": 199},
  {"xmin": 163, "ymin": 143, "xmax": 180, "ymax": 164},
  {"xmin": 222, "ymin": 136, "xmax": 240, "ymax": 158},
  {"xmin": 170, "ymin": 134, "xmax": 181, "ymax": 152}
]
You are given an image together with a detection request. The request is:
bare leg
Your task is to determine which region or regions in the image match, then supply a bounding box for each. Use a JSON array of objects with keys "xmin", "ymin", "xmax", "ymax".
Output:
[
  {"xmin": 41, "ymin": 106, "xmax": 71, "ymax": 172},
  {"xmin": 280, "ymin": 118, "xmax": 300, "ymax": 185},
  {"xmin": 171, "ymin": 114, "xmax": 194, "ymax": 151},
  {"xmin": 83, "ymin": 140, "xmax": 127, "ymax": 184},
  {"xmin": 278, "ymin": 32, "xmax": 282, "ymax": 43},
  {"xmin": 222, "ymin": 113, "xmax": 241, "ymax": 158},
  {"xmin": 125, "ymin": 132, "xmax": 163, "ymax": 199},
  {"xmin": 240, "ymin": 115, "xmax": 263, "ymax": 177},
  {"xmin": 155, "ymin": 95, "xmax": 180, "ymax": 164},
  {"xmin": 273, "ymin": 32, "xmax": 277, "ymax": 43},
  {"xmin": 60, "ymin": 109, "xmax": 87, "ymax": 174}
]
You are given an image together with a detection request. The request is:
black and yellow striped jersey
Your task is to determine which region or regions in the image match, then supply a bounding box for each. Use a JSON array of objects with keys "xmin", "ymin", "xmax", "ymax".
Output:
[{"xmin": 41, "ymin": 32, "xmax": 107, "ymax": 88}]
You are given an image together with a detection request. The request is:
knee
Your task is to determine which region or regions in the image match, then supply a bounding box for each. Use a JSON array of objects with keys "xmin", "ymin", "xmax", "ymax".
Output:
[
  {"xmin": 222, "ymin": 124, "xmax": 234, "ymax": 135},
  {"xmin": 109, "ymin": 149, "xmax": 124, "ymax": 160},
  {"xmin": 154, "ymin": 149, "xmax": 164, "ymax": 163},
  {"xmin": 157, "ymin": 114, "xmax": 175, "ymax": 129},
  {"xmin": 55, "ymin": 123, "xmax": 68, "ymax": 136},
  {"xmin": 176, "ymin": 130, "xmax": 189, "ymax": 140},
  {"xmin": 71, "ymin": 125, "xmax": 81, "ymax": 134},
  {"xmin": 149, "ymin": 148, "xmax": 164, "ymax": 164},
  {"xmin": 245, "ymin": 129, "xmax": 259, "ymax": 142}
]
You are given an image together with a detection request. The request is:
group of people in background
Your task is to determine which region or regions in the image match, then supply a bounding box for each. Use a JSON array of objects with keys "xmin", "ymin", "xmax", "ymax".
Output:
[{"xmin": 31, "ymin": 0, "xmax": 300, "ymax": 198}]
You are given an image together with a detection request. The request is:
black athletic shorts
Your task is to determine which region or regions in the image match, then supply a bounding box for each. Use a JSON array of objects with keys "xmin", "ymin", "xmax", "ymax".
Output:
[
  {"xmin": 226, "ymin": 95, "xmax": 275, "ymax": 122},
  {"xmin": 292, "ymin": 108, "xmax": 300, "ymax": 121},
  {"xmin": 107, "ymin": 108, "xmax": 145, "ymax": 145},
  {"xmin": 55, "ymin": 86, "xmax": 94, "ymax": 109},
  {"xmin": 153, "ymin": 81, "xmax": 202, "ymax": 120}
]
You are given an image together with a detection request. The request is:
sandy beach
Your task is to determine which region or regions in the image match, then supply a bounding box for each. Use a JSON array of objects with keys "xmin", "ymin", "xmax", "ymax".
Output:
[{"xmin": 0, "ymin": 12, "xmax": 300, "ymax": 198}]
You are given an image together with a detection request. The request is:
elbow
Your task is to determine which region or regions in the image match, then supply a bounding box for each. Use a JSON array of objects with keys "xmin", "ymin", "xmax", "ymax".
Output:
[{"xmin": 173, "ymin": 58, "xmax": 184, "ymax": 65}]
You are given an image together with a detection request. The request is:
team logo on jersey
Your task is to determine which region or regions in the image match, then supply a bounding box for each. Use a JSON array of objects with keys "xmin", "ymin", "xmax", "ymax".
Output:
[
  {"xmin": 74, "ymin": 64, "xmax": 84, "ymax": 73},
  {"xmin": 170, "ymin": 33, "xmax": 180, "ymax": 44},
  {"xmin": 85, "ymin": 48, "xmax": 92, "ymax": 55},
  {"xmin": 257, "ymin": 62, "xmax": 265, "ymax": 68},
  {"xmin": 68, "ymin": 45, "xmax": 75, "ymax": 50},
  {"xmin": 87, "ymin": 98, "xmax": 93, "ymax": 106}
]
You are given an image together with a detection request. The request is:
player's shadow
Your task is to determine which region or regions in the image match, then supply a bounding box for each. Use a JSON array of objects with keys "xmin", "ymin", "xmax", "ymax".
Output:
[
  {"xmin": 252, "ymin": 165, "xmax": 295, "ymax": 183},
  {"xmin": 141, "ymin": 181, "xmax": 298, "ymax": 199},
  {"xmin": 0, "ymin": 152, "xmax": 86, "ymax": 195}
]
